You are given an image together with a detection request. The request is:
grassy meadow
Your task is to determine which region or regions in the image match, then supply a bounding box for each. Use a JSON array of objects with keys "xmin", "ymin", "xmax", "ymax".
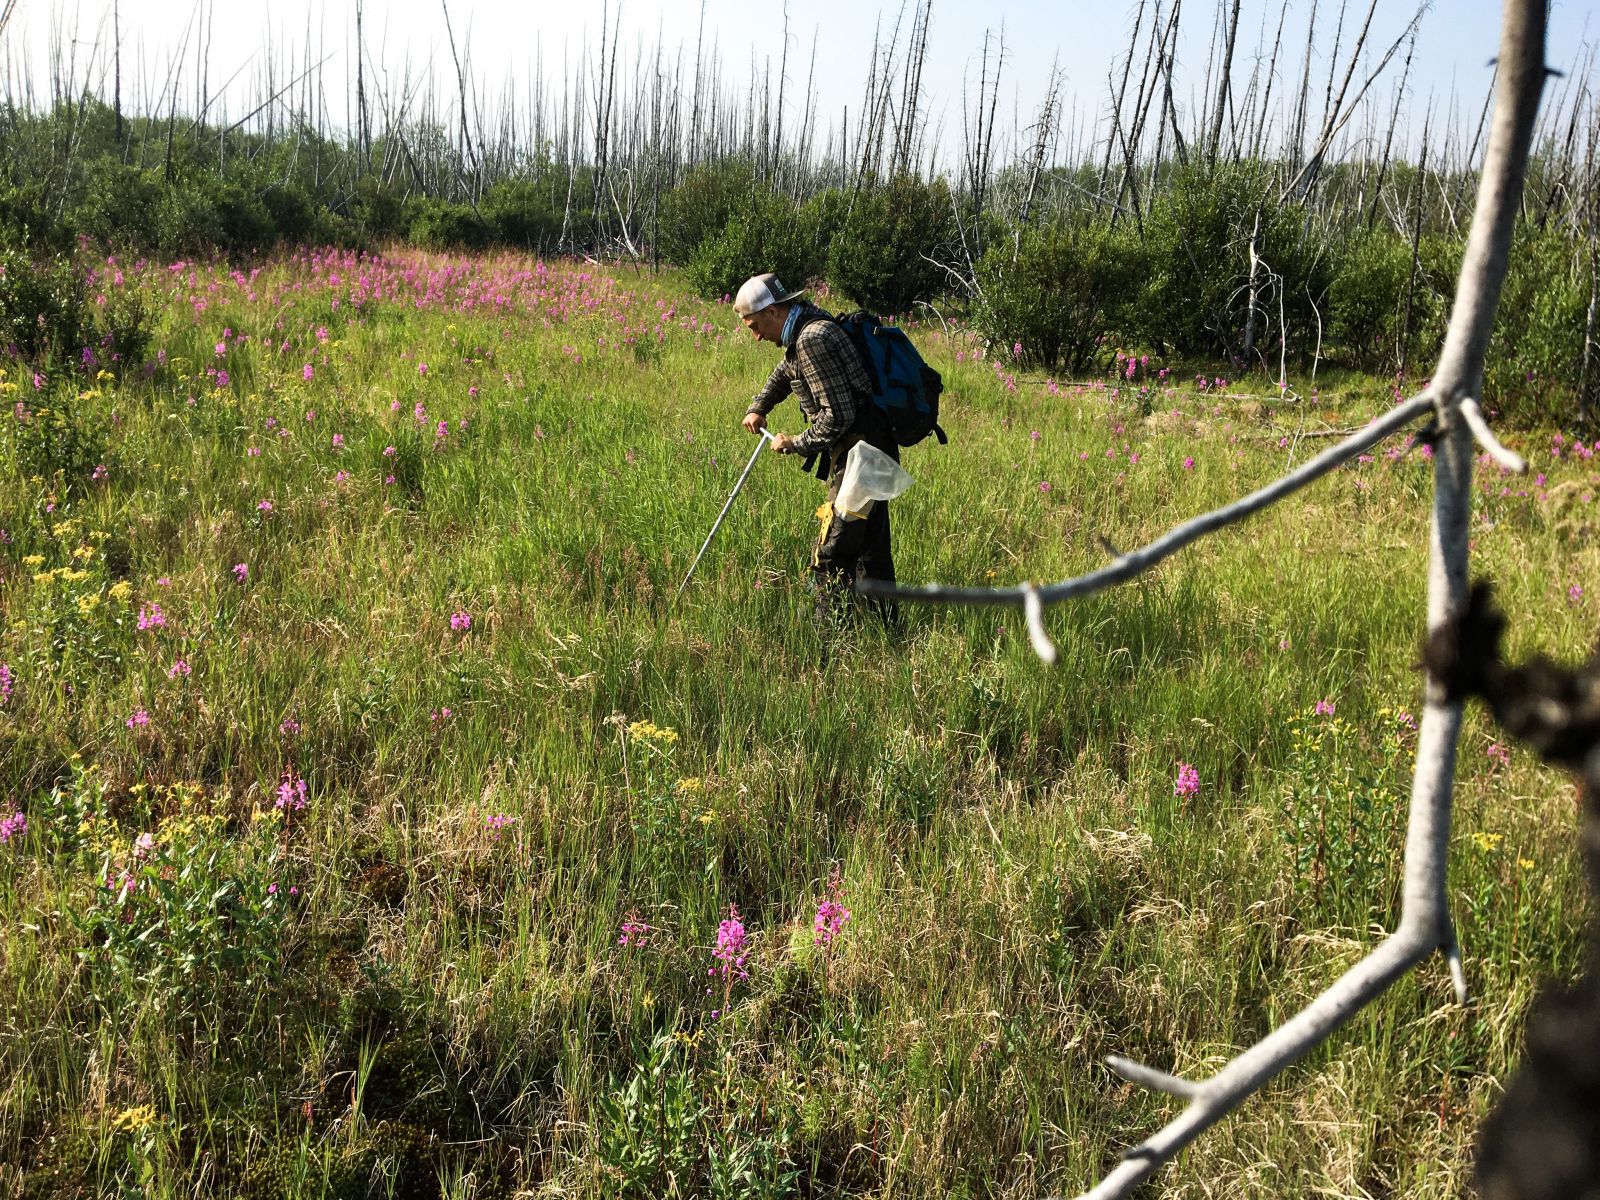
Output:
[{"xmin": 0, "ymin": 247, "xmax": 1595, "ymax": 1198}]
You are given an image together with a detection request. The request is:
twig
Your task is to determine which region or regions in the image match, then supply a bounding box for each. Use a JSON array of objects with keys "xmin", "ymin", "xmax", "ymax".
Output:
[
  {"xmin": 1459, "ymin": 397, "xmax": 1528, "ymax": 473},
  {"xmin": 859, "ymin": 391, "xmax": 1435, "ymax": 618}
]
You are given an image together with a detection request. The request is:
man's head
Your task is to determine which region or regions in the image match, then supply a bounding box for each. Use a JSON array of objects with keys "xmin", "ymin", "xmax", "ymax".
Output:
[{"xmin": 734, "ymin": 272, "xmax": 805, "ymax": 344}]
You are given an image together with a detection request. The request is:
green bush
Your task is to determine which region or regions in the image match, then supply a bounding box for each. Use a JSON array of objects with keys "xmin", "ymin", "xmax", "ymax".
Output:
[
  {"xmin": 974, "ymin": 218, "xmax": 1147, "ymax": 371},
  {"xmin": 69, "ymin": 162, "xmax": 163, "ymax": 250},
  {"xmin": 825, "ymin": 175, "xmax": 957, "ymax": 316},
  {"xmin": 0, "ymin": 248, "xmax": 91, "ymax": 368},
  {"xmin": 656, "ymin": 160, "xmax": 757, "ymax": 266},
  {"xmin": 1485, "ymin": 227, "xmax": 1591, "ymax": 425},
  {"xmin": 1326, "ymin": 228, "xmax": 1456, "ymax": 375},
  {"xmin": 406, "ymin": 197, "xmax": 492, "ymax": 251},
  {"xmin": 684, "ymin": 190, "xmax": 823, "ymax": 301},
  {"xmin": 152, "ymin": 173, "xmax": 277, "ymax": 256},
  {"xmin": 484, "ymin": 178, "xmax": 565, "ymax": 250}
]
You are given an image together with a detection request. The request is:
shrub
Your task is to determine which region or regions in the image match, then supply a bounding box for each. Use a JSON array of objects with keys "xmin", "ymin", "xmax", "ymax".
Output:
[
  {"xmin": 974, "ymin": 218, "xmax": 1147, "ymax": 371},
  {"xmin": 484, "ymin": 178, "xmax": 564, "ymax": 250},
  {"xmin": 0, "ymin": 248, "xmax": 92, "ymax": 369},
  {"xmin": 405, "ymin": 197, "xmax": 492, "ymax": 251},
  {"xmin": 656, "ymin": 160, "xmax": 757, "ymax": 266},
  {"xmin": 826, "ymin": 175, "xmax": 957, "ymax": 316},
  {"xmin": 1485, "ymin": 227, "xmax": 1591, "ymax": 425},
  {"xmin": 684, "ymin": 190, "xmax": 823, "ymax": 301},
  {"xmin": 1326, "ymin": 228, "xmax": 1457, "ymax": 374}
]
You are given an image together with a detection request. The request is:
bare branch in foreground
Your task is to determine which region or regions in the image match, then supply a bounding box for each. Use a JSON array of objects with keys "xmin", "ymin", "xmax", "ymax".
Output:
[
  {"xmin": 1034, "ymin": 4, "xmax": 1546, "ymax": 1195},
  {"xmin": 859, "ymin": 390, "xmax": 1436, "ymax": 624},
  {"xmin": 1459, "ymin": 397, "xmax": 1529, "ymax": 473}
]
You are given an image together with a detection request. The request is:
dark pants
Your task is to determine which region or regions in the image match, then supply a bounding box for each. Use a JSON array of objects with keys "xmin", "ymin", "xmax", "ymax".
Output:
[{"xmin": 811, "ymin": 441, "xmax": 898, "ymax": 628}]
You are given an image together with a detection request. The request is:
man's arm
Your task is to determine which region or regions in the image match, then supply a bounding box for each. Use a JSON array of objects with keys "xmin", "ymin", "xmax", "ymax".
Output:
[{"xmin": 746, "ymin": 362, "xmax": 792, "ymax": 416}]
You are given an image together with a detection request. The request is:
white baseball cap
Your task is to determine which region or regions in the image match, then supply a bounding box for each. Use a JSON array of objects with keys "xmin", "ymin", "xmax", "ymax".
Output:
[{"xmin": 733, "ymin": 272, "xmax": 806, "ymax": 317}]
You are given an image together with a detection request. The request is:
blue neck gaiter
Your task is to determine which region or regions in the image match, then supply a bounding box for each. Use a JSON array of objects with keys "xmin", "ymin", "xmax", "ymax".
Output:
[{"xmin": 780, "ymin": 305, "xmax": 804, "ymax": 347}]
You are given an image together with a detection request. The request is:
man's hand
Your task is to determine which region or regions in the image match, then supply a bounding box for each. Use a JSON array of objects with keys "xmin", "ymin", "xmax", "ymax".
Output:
[
  {"xmin": 768, "ymin": 433, "xmax": 797, "ymax": 454},
  {"xmin": 742, "ymin": 411, "xmax": 767, "ymax": 436}
]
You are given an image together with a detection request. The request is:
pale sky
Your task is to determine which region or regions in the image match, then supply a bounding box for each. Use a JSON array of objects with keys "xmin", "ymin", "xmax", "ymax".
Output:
[{"xmin": 8, "ymin": 0, "xmax": 1598, "ymax": 165}]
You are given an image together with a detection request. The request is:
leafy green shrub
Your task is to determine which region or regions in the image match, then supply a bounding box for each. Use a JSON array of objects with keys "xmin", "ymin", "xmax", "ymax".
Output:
[
  {"xmin": 1485, "ymin": 226, "xmax": 1591, "ymax": 425},
  {"xmin": 69, "ymin": 162, "xmax": 163, "ymax": 250},
  {"xmin": 825, "ymin": 175, "xmax": 957, "ymax": 316},
  {"xmin": 1326, "ymin": 229, "xmax": 1456, "ymax": 373},
  {"xmin": 483, "ymin": 178, "xmax": 565, "ymax": 249},
  {"xmin": 153, "ymin": 173, "xmax": 277, "ymax": 256},
  {"xmin": 684, "ymin": 190, "xmax": 825, "ymax": 301},
  {"xmin": 0, "ymin": 248, "xmax": 91, "ymax": 368},
  {"xmin": 406, "ymin": 197, "xmax": 492, "ymax": 251},
  {"xmin": 974, "ymin": 218, "xmax": 1147, "ymax": 371},
  {"xmin": 346, "ymin": 177, "xmax": 408, "ymax": 242},
  {"xmin": 656, "ymin": 160, "xmax": 757, "ymax": 266}
]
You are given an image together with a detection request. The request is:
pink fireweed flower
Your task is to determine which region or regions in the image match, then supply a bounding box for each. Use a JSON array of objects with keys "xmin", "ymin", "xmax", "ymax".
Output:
[
  {"xmin": 136, "ymin": 603, "xmax": 166, "ymax": 631},
  {"xmin": 383, "ymin": 445, "xmax": 397, "ymax": 458},
  {"xmin": 257, "ymin": 499, "xmax": 273, "ymax": 514},
  {"xmin": 1569, "ymin": 584, "xmax": 1585, "ymax": 604},
  {"xmin": 1039, "ymin": 481, "xmax": 1052, "ymax": 493},
  {"xmin": 484, "ymin": 813, "xmax": 517, "ymax": 838},
  {"xmin": 617, "ymin": 910, "xmax": 653, "ymax": 948},
  {"xmin": 167, "ymin": 658, "xmax": 191, "ymax": 679},
  {"xmin": 813, "ymin": 878, "xmax": 851, "ymax": 950},
  {"xmin": 331, "ymin": 433, "xmax": 344, "ymax": 449},
  {"xmin": 430, "ymin": 707, "xmax": 454, "ymax": 724},
  {"xmin": 214, "ymin": 342, "xmax": 227, "ymax": 357},
  {"xmin": 275, "ymin": 770, "xmax": 309, "ymax": 812},
  {"xmin": 126, "ymin": 708, "xmax": 150, "ymax": 728},
  {"xmin": 1314, "ymin": 699, "xmax": 1336, "ymax": 716},
  {"xmin": 279, "ymin": 716, "xmax": 301, "ymax": 736},
  {"xmin": 304, "ymin": 409, "xmax": 316, "ymax": 423},
  {"xmin": 0, "ymin": 661, "xmax": 11, "ymax": 706},
  {"xmin": 708, "ymin": 904, "xmax": 751, "ymax": 1018},
  {"xmin": 1183, "ymin": 456, "xmax": 1195, "ymax": 470},
  {"xmin": 450, "ymin": 610, "xmax": 472, "ymax": 632},
  {"xmin": 133, "ymin": 831, "xmax": 155, "ymax": 860},
  {"xmin": 0, "ymin": 810, "xmax": 25, "ymax": 845},
  {"xmin": 1173, "ymin": 762, "xmax": 1200, "ymax": 799},
  {"xmin": 91, "ymin": 463, "xmax": 108, "ymax": 482},
  {"xmin": 334, "ymin": 469, "xmax": 349, "ymax": 483},
  {"xmin": 1487, "ymin": 741, "xmax": 1511, "ymax": 766},
  {"xmin": 417, "ymin": 362, "xmax": 429, "ymax": 378},
  {"xmin": 247, "ymin": 446, "xmax": 261, "ymax": 458},
  {"xmin": 231, "ymin": 562, "xmax": 249, "ymax": 584},
  {"xmin": 1030, "ymin": 429, "xmax": 1041, "ymax": 442},
  {"xmin": 302, "ymin": 364, "xmax": 314, "ymax": 382}
]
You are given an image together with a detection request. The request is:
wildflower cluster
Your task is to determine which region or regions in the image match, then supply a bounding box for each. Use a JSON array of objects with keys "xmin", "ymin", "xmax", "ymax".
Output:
[
  {"xmin": 627, "ymin": 720, "xmax": 679, "ymax": 748},
  {"xmin": 707, "ymin": 904, "xmax": 750, "ymax": 1019},
  {"xmin": 1173, "ymin": 762, "xmax": 1200, "ymax": 800},
  {"xmin": 274, "ymin": 770, "xmax": 309, "ymax": 812},
  {"xmin": 617, "ymin": 910, "xmax": 653, "ymax": 948},
  {"xmin": 0, "ymin": 810, "xmax": 25, "ymax": 845}
]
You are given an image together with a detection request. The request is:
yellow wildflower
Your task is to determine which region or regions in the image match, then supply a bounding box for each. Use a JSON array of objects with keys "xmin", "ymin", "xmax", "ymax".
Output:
[
  {"xmin": 76, "ymin": 593, "xmax": 101, "ymax": 616},
  {"xmin": 1518, "ymin": 857, "xmax": 1535, "ymax": 870},
  {"xmin": 108, "ymin": 580, "xmax": 133, "ymax": 604},
  {"xmin": 627, "ymin": 721, "xmax": 679, "ymax": 747},
  {"xmin": 111, "ymin": 1105, "xmax": 157, "ymax": 1132},
  {"xmin": 1470, "ymin": 831, "xmax": 1503, "ymax": 853},
  {"xmin": 72, "ymin": 544, "xmax": 95, "ymax": 561},
  {"xmin": 22, "ymin": 554, "xmax": 44, "ymax": 568},
  {"xmin": 674, "ymin": 777, "xmax": 703, "ymax": 795}
]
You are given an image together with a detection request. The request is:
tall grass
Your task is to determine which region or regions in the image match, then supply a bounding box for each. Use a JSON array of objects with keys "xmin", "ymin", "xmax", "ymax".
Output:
[{"xmin": 0, "ymin": 246, "xmax": 1593, "ymax": 1197}]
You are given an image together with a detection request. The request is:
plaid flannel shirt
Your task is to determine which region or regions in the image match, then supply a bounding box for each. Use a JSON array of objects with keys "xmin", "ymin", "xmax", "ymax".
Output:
[{"xmin": 745, "ymin": 305, "xmax": 872, "ymax": 458}]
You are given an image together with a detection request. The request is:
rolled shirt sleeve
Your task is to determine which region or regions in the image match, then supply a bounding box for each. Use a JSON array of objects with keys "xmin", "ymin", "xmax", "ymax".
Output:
[{"xmin": 747, "ymin": 363, "xmax": 792, "ymax": 416}]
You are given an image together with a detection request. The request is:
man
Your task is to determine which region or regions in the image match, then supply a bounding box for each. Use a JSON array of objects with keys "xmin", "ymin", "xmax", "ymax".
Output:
[{"xmin": 735, "ymin": 272, "xmax": 898, "ymax": 627}]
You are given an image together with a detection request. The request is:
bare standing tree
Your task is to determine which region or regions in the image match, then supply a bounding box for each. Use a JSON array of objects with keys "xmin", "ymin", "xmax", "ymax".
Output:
[{"xmin": 863, "ymin": 3, "xmax": 1551, "ymax": 1196}]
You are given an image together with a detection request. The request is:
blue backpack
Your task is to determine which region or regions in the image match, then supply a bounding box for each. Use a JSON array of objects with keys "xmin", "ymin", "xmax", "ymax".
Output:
[{"xmin": 830, "ymin": 311, "xmax": 948, "ymax": 448}]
